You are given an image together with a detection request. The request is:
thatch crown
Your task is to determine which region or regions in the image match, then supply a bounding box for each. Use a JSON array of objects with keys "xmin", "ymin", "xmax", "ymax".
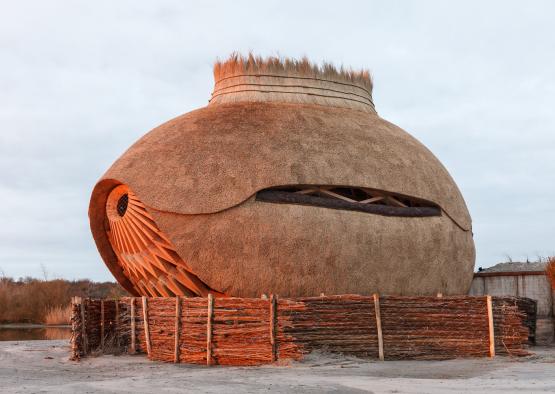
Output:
[{"xmin": 210, "ymin": 54, "xmax": 375, "ymax": 113}]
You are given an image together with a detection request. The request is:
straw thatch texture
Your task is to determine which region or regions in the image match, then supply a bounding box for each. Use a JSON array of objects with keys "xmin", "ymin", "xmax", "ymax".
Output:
[
  {"xmin": 147, "ymin": 196, "xmax": 474, "ymax": 297},
  {"xmin": 95, "ymin": 102, "xmax": 471, "ymax": 230},
  {"xmin": 89, "ymin": 55, "xmax": 475, "ymax": 297},
  {"xmin": 210, "ymin": 74, "xmax": 375, "ymax": 112},
  {"xmin": 213, "ymin": 53, "xmax": 372, "ymax": 91}
]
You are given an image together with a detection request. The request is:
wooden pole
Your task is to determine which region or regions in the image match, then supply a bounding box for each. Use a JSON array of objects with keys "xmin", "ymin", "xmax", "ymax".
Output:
[
  {"xmin": 270, "ymin": 294, "xmax": 277, "ymax": 362},
  {"xmin": 206, "ymin": 294, "xmax": 214, "ymax": 366},
  {"xmin": 100, "ymin": 300, "xmax": 105, "ymax": 351},
  {"xmin": 174, "ymin": 296, "xmax": 181, "ymax": 363},
  {"xmin": 142, "ymin": 296, "xmax": 152, "ymax": 357},
  {"xmin": 373, "ymin": 293, "xmax": 384, "ymax": 361},
  {"xmin": 115, "ymin": 300, "xmax": 120, "ymax": 351},
  {"xmin": 81, "ymin": 298, "xmax": 88, "ymax": 355},
  {"xmin": 486, "ymin": 295, "xmax": 495, "ymax": 358},
  {"xmin": 130, "ymin": 298, "xmax": 136, "ymax": 354},
  {"xmin": 71, "ymin": 296, "xmax": 82, "ymax": 358}
]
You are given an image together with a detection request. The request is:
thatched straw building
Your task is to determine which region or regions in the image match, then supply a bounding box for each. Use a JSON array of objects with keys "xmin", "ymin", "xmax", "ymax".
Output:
[{"xmin": 89, "ymin": 54, "xmax": 475, "ymax": 298}]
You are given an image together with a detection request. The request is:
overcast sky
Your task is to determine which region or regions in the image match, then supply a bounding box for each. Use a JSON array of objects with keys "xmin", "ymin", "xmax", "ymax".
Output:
[{"xmin": 1, "ymin": 1, "xmax": 553, "ymax": 281}]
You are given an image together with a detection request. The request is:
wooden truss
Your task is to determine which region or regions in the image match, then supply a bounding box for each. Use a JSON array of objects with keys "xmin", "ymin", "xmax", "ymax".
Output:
[{"xmin": 105, "ymin": 184, "xmax": 223, "ymax": 298}]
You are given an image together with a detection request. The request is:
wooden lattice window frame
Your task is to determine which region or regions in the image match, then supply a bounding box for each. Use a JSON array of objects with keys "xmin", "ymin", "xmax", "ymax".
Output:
[{"xmin": 256, "ymin": 185, "xmax": 441, "ymax": 217}]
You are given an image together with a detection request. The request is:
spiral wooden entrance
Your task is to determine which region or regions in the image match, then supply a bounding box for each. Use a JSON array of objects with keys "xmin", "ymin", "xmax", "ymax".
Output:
[{"xmin": 105, "ymin": 184, "xmax": 222, "ymax": 297}]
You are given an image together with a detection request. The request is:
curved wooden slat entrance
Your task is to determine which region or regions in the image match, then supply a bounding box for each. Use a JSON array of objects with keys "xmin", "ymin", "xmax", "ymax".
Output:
[{"xmin": 105, "ymin": 184, "xmax": 224, "ymax": 297}]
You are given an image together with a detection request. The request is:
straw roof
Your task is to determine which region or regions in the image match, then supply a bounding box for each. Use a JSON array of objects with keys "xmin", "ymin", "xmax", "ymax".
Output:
[
  {"xmin": 479, "ymin": 261, "xmax": 547, "ymax": 273},
  {"xmin": 214, "ymin": 53, "xmax": 372, "ymax": 91}
]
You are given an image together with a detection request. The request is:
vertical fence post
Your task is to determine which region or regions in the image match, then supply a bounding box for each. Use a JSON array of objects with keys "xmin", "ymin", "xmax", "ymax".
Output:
[
  {"xmin": 100, "ymin": 300, "xmax": 105, "ymax": 352},
  {"xmin": 142, "ymin": 296, "xmax": 152, "ymax": 357},
  {"xmin": 270, "ymin": 294, "xmax": 278, "ymax": 362},
  {"xmin": 174, "ymin": 296, "xmax": 182, "ymax": 363},
  {"xmin": 81, "ymin": 298, "xmax": 88, "ymax": 355},
  {"xmin": 486, "ymin": 295, "xmax": 495, "ymax": 358},
  {"xmin": 206, "ymin": 294, "xmax": 214, "ymax": 366},
  {"xmin": 115, "ymin": 300, "xmax": 120, "ymax": 351},
  {"xmin": 373, "ymin": 294, "xmax": 384, "ymax": 361},
  {"xmin": 70, "ymin": 296, "xmax": 82, "ymax": 360},
  {"xmin": 130, "ymin": 298, "xmax": 136, "ymax": 354}
]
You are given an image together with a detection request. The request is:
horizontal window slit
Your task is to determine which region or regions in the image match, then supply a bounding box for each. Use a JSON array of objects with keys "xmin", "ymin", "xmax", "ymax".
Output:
[{"xmin": 255, "ymin": 186, "xmax": 441, "ymax": 218}]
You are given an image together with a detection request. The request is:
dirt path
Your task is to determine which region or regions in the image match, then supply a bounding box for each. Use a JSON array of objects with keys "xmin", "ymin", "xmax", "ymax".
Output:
[{"xmin": 0, "ymin": 340, "xmax": 554, "ymax": 393}]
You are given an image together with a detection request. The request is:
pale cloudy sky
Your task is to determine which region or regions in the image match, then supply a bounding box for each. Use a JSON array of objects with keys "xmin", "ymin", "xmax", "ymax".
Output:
[{"xmin": 0, "ymin": 1, "xmax": 553, "ymax": 281}]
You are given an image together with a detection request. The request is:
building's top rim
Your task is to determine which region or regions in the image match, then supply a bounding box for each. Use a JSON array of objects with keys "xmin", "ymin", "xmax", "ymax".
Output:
[
  {"xmin": 478, "ymin": 261, "xmax": 547, "ymax": 273},
  {"xmin": 210, "ymin": 54, "xmax": 376, "ymax": 113},
  {"xmin": 213, "ymin": 53, "xmax": 373, "ymax": 91}
]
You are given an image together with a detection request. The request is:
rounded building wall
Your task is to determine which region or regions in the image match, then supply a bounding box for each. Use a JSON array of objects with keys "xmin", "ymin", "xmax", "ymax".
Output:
[
  {"xmin": 147, "ymin": 196, "xmax": 474, "ymax": 297},
  {"xmin": 88, "ymin": 55, "xmax": 476, "ymax": 298}
]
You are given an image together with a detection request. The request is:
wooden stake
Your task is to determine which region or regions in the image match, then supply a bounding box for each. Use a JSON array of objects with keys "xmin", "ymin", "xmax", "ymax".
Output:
[
  {"xmin": 81, "ymin": 298, "xmax": 88, "ymax": 355},
  {"xmin": 174, "ymin": 296, "xmax": 181, "ymax": 363},
  {"xmin": 130, "ymin": 298, "xmax": 136, "ymax": 354},
  {"xmin": 207, "ymin": 294, "xmax": 214, "ymax": 366},
  {"xmin": 115, "ymin": 300, "xmax": 120, "ymax": 351},
  {"xmin": 142, "ymin": 296, "xmax": 152, "ymax": 357},
  {"xmin": 373, "ymin": 293, "xmax": 384, "ymax": 361},
  {"xmin": 486, "ymin": 295, "xmax": 495, "ymax": 358},
  {"xmin": 270, "ymin": 294, "xmax": 277, "ymax": 362},
  {"xmin": 100, "ymin": 300, "xmax": 105, "ymax": 351}
]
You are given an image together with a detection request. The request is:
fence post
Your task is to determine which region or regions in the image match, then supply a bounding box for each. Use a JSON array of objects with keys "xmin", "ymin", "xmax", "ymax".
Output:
[
  {"xmin": 142, "ymin": 296, "xmax": 152, "ymax": 357},
  {"xmin": 270, "ymin": 294, "xmax": 278, "ymax": 362},
  {"xmin": 81, "ymin": 298, "xmax": 88, "ymax": 355},
  {"xmin": 100, "ymin": 300, "xmax": 105, "ymax": 352},
  {"xmin": 130, "ymin": 298, "xmax": 136, "ymax": 354},
  {"xmin": 373, "ymin": 294, "xmax": 384, "ymax": 361},
  {"xmin": 174, "ymin": 296, "xmax": 181, "ymax": 363},
  {"xmin": 207, "ymin": 294, "xmax": 214, "ymax": 366},
  {"xmin": 486, "ymin": 295, "xmax": 495, "ymax": 358},
  {"xmin": 115, "ymin": 300, "xmax": 120, "ymax": 351}
]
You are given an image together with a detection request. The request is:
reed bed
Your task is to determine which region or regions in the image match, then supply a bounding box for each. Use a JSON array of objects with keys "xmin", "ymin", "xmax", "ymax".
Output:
[
  {"xmin": 71, "ymin": 295, "xmax": 534, "ymax": 364},
  {"xmin": 44, "ymin": 304, "xmax": 72, "ymax": 325}
]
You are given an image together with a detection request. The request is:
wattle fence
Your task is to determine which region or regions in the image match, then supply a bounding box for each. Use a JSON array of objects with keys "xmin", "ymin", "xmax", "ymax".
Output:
[{"xmin": 70, "ymin": 295, "xmax": 536, "ymax": 365}]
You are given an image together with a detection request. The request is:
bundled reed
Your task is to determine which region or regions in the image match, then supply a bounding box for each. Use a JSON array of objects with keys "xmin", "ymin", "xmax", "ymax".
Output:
[
  {"xmin": 493, "ymin": 296, "xmax": 536, "ymax": 345},
  {"xmin": 545, "ymin": 257, "xmax": 555, "ymax": 290},
  {"xmin": 71, "ymin": 295, "xmax": 533, "ymax": 365},
  {"xmin": 278, "ymin": 295, "xmax": 379, "ymax": 360},
  {"xmin": 213, "ymin": 53, "xmax": 373, "ymax": 91},
  {"xmin": 379, "ymin": 296, "xmax": 490, "ymax": 360},
  {"xmin": 70, "ymin": 298, "xmax": 84, "ymax": 360},
  {"xmin": 492, "ymin": 301, "xmax": 530, "ymax": 356}
]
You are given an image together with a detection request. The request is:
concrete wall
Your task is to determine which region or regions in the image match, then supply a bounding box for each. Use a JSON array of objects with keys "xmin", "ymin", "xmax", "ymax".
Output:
[{"xmin": 469, "ymin": 274, "xmax": 554, "ymax": 345}]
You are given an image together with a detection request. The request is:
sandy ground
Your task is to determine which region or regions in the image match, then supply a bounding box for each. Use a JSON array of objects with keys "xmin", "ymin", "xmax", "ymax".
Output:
[{"xmin": 0, "ymin": 341, "xmax": 554, "ymax": 393}]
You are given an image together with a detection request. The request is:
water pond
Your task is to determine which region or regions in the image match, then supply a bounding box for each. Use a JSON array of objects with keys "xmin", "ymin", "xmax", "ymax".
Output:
[{"xmin": 0, "ymin": 325, "xmax": 71, "ymax": 341}]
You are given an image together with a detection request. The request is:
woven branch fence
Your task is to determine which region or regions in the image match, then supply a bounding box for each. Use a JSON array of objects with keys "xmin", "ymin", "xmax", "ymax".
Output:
[{"xmin": 70, "ymin": 295, "xmax": 536, "ymax": 365}]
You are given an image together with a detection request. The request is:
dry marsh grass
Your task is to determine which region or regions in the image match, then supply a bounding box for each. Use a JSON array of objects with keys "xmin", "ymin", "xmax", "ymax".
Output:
[
  {"xmin": 214, "ymin": 53, "xmax": 373, "ymax": 91},
  {"xmin": 44, "ymin": 304, "xmax": 72, "ymax": 325},
  {"xmin": 0, "ymin": 277, "xmax": 127, "ymax": 324}
]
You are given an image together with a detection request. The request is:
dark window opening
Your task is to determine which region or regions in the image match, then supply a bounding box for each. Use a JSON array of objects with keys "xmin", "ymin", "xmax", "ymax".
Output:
[
  {"xmin": 255, "ymin": 186, "xmax": 441, "ymax": 217},
  {"xmin": 117, "ymin": 194, "xmax": 129, "ymax": 217}
]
